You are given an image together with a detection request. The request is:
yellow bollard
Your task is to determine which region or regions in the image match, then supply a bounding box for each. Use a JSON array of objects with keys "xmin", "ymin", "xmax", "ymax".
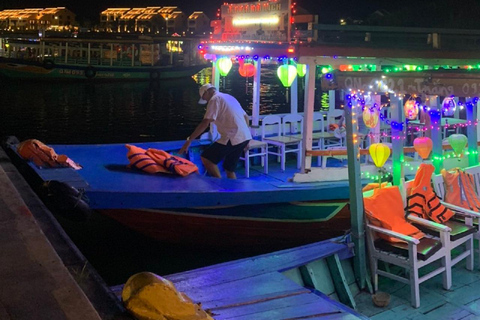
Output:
[{"xmin": 122, "ymin": 272, "xmax": 214, "ymax": 320}]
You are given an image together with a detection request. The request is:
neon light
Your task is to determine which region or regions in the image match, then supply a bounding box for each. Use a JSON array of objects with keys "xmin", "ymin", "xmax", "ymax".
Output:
[
  {"xmin": 210, "ymin": 45, "xmax": 254, "ymax": 52},
  {"xmin": 232, "ymin": 16, "xmax": 279, "ymax": 26}
]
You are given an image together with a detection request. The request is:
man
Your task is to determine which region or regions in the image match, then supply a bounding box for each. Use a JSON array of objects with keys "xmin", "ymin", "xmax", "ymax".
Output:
[{"xmin": 179, "ymin": 83, "xmax": 252, "ymax": 179}]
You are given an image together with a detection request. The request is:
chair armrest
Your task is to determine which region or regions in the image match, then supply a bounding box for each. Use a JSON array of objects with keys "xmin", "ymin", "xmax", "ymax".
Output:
[
  {"xmin": 367, "ymin": 223, "xmax": 420, "ymax": 244},
  {"xmin": 441, "ymin": 201, "xmax": 480, "ymax": 219},
  {"xmin": 407, "ymin": 215, "xmax": 452, "ymax": 232}
]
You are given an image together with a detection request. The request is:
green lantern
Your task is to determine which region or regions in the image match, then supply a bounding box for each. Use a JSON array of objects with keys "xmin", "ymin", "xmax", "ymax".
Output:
[
  {"xmin": 277, "ymin": 65, "xmax": 297, "ymax": 87},
  {"xmin": 217, "ymin": 57, "xmax": 232, "ymax": 77},
  {"xmin": 296, "ymin": 64, "xmax": 306, "ymax": 77},
  {"xmin": 447, "ymin": 134, "xmax": 468, "ymax": 156}
]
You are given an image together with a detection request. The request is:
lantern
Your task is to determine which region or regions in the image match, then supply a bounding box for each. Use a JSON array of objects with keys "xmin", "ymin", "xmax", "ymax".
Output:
[
  {"xmin": 276, "ymin": 65, "xmax": 297, "ymax": 87},
  {"xmin": 442, "ymin": 97, "xmax": 456, "ymax": 117},
  {"xmin": 363, "ymin": 106, "xmax": 379, "ymax": 128},
  {"xmin": 217, "ymin": 57, "xmax": 232, "ymax": 77},
  {"xmin": 448, "ymin": 134, "xmax": 467, "ymax": 156},
  {"xmin": 369, "ymin": 143, "xmax": 390, "ymax": 168},
  {"xmin": 238, "ymin": 63, "xmax": 255, "ymax": 77},
  {"xmin": 296, "ymin": 64, "xmax": 306, "ymax": 77},
  {"xmin": 404, "ymin": 100, "xmax": 419, "ymax": 120},
  {"xmin": 413, "ymin": 137, "xmax": 433, "ymax": 160}
]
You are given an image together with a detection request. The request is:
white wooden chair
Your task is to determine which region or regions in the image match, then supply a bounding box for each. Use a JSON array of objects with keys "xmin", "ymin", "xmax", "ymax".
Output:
[
  {"xmin": 363, "ymin": 186, "xmax": 452, "ymax": 308},
  {"xmin": 311, "ymin": 112, "xmax": 336, "ymax": 167},
  {"xmin": 261, "ymin": 115, "xmax": 302, "ymax": 172},
  {"xmin": 240, "ymin": 139, "xmax": 268, "ymax": 178},
  {"xmin": 431, "ymin": 171, "xmax": 480, "ymax": 266}
]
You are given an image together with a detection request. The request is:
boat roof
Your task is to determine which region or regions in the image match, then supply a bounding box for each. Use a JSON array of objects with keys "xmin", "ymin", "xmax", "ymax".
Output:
[{"xmin": 17, "ymin": 140, "xmax": 351, "ymax": 209}]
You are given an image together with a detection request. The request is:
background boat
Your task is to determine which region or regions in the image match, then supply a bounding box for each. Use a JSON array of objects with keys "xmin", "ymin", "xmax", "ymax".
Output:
[{"xmin": 0, "ymin": 35, "xmax": 208, "ymax": 80}]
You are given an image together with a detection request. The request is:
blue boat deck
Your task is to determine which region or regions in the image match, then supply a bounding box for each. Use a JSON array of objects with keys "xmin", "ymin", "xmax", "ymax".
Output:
[{"xmin": 18, "ymin": 139, "xmax": 353, "ymax": 209}]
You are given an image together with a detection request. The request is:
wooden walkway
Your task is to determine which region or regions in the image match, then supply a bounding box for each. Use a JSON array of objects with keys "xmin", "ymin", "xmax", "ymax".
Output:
[{"xmin": 112, "ymin": 238, "xmax": 367, "ymax": 319}]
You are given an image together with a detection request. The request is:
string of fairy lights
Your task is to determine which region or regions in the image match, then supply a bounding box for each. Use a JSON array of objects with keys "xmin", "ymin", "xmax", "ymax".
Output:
[{"xmin": 344, "ymin": 86, "xmax": 480, "ymax": 181}]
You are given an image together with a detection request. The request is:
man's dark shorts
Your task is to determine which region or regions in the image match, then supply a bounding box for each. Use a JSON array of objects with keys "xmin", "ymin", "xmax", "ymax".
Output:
[{"xmin": 201, "ymin": 140, "xmax": 250, "ymax": 172}]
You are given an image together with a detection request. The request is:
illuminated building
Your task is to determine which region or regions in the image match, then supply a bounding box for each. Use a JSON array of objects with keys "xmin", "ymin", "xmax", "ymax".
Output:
[{"xmin": 0, "ymin": 7, "xmax": 76, "ymax": 31}]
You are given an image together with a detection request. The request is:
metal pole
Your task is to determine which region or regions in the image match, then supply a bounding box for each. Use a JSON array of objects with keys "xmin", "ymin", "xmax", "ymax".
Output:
[
  {"xmin": 390, "ymin": 95, "xmax": 405, "ymax": 186},
  {"xmin": 467, "ymin": 98, "xmax": 478, "ymax": 166},
  {"xmin": 252, "ymin": 59, "xmax": 261, "ymax": 127}
]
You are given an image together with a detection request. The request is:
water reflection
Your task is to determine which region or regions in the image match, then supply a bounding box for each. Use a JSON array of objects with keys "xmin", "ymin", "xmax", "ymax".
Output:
[{"xmin": 0, "ymin": 66, "xmax": 314, "ymax": 145}]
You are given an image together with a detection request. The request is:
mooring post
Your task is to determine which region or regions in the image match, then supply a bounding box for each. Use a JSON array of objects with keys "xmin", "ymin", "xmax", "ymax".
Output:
[{"xmin": 344, "ymin": 93, "xmax": 367, "ymax": 289}]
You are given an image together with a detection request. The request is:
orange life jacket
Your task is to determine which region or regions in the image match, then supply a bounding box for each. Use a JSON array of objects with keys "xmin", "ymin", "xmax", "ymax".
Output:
[
  {"xmin": 406, "ymin": 163, "xmax": 455, "ymax": 223},
  {"xmin": 146, "ymin": 148, "xmax": 198, "ymax": 177},
  {"xmin": 364, "ymin": 186, "xmax": 425, "ymax": 243},
  {"xmin": 17, "ymin": 139, "xmax": 82, "ymax": 169},
  {"xmin": 126, "ymin": 144, "xmax": 170, "ymax": 174},
  {"xmin": 442, "ymin": 168, "xmax": 480, "ymax": 212}
]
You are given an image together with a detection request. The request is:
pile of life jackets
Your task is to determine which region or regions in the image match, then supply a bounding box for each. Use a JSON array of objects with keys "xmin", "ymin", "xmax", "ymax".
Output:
[
  {"xmin": 126, "ymin": 144, "xmax": 198, "ymax": 177},
  {"xmin": 441, "ymin": 167, "xmax": 480, "ymax": 212},
  {"xmin": 406, "ymin": 163, "xmax": 454, "ymax": 223},
  {"xmin": 17, "ymin": 139, "xmax": 81, "ymax": 170}
]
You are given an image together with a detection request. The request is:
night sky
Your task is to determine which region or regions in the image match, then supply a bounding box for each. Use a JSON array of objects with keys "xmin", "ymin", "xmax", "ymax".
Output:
[{"xmin": 3, "ymin": 0, "xmax": 480, "ymax": 27}]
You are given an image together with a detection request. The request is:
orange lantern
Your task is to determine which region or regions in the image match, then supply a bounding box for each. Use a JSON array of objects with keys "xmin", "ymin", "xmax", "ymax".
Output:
[
  {"xmin": 413, "ymin": 137, "xmax": 433, "ymax": 160},
  {"xmin": 404, "ymin": 100, "xmax": 419, "ymax": 120},
  {"xmin": 363, "ymin": 106, "xmax": 379, "ymax": 128},
  {"xmin": 239, "ymin": 63, "xmax": 255, "ymax": 77}
]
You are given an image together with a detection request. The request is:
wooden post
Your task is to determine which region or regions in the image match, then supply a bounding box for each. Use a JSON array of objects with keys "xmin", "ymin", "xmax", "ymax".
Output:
[
  {"xmin": 87, "ymin": 43, "xmax": 91, "ymax": 65},
  {"xmin": 467, "ymin": 98, "xmax": 478, "ymax": 166},
  {"xmin": 390, "ymin": 95, "xmax": 405, "ymax": 186},
  {"xmin": 345, "ymin": 93, "xmax": 367, "ymax": 289},
  {"xmin": 151, "ymin": 44, "xmax": 154, "ymax": 67},
  {"xmin": 65, "ymin": 42, "xmax": 68, "ymax": 64},
  {"xmin": 430, "ymin": 96, "xmax": 443, "ymax": 173},
  {"xmin": 110, "ymin": 44, "xmax": 113, "ymax": 66},
  {"xmin": 301, "ymin": 59, "xmax": 316, "ymax": 173},
  {"xmin": 131, "ymin": 44, "xmax": 135, "ymax": 67}
]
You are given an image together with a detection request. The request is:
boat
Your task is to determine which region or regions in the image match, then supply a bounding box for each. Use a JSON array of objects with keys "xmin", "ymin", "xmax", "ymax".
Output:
[
  {"xmin": 0, "ymin": 35, "xmax": 209, "ymax": 80},
  {"xmin": 2, "ymin": 138, "xmax": 354, "ymax": 250}
]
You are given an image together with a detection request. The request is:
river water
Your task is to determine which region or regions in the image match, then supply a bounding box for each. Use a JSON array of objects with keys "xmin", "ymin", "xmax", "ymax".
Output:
[{"xmin": 0, "ymin": 67, "xmax": 317, "ymax": 285}]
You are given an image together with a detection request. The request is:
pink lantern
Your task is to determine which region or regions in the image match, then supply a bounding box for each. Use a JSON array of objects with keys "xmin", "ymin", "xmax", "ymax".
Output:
[{"xmin": 413, "ymin": 137, "xmax": 433, "ymax": 160}]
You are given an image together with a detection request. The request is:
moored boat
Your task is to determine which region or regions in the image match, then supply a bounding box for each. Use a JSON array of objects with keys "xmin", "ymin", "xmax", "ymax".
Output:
[
  {"xmin": 0, "ymin": 35, "xmax": 209, "ymax": 80},
  {"xmin": 3, "ymin": 138, "xmax": 354, "ymax": 249}
]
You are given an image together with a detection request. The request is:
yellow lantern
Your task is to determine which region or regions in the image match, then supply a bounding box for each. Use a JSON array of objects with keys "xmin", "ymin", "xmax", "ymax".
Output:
[
  {"xmin": 363, "ymin": 106, "xmax": 379, "ymax": 128},
  {"xmin": 369, "ymin": 143, "xmax": 390, "ymax": 168},
  {"xmin": 404, "ymin": 100, "xmax": 419, "ymax": 120}
]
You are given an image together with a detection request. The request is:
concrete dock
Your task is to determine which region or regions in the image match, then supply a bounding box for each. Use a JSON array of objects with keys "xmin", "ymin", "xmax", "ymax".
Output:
[{"xmin": 0, "ymin": 146, "xmax": 129, "ymax": 320}]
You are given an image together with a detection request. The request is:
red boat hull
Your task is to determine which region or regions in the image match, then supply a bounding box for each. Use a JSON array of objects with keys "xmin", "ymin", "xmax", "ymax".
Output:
[{"xmin": 100, "ymin": 201, "xmax": 351, "ymax": 250}]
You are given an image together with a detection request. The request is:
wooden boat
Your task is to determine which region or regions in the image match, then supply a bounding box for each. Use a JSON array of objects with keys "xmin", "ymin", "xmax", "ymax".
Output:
[
  {"xmin": 3, "ymin": 138, "xmax": 353, "ymax": 250},
  {"xmin": 0, "ymin": 35, "xmax": 208, "ymax": 81}
]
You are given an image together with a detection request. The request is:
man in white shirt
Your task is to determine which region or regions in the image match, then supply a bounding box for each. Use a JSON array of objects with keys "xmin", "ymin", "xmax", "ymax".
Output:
[{"xmin": 179, "ymin": 83, "xmax": 252, "ymax": 179}]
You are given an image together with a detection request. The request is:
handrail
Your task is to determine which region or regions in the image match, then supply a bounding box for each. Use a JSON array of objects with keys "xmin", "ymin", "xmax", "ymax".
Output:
[{"xmin": 306, "ymin": 141, "xmax": 480, "ymax": 157}]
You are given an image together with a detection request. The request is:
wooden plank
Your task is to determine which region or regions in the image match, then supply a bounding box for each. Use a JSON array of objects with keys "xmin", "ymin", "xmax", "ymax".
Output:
[
  {"xmin": 174, "ymin": 272, "xmax": 309, "ymax": 306},
  {"xmin": 168, "ymin": 239, "xmax": 352, "ymax": 290},
  {"xmin": 327, "ymin": 254, "xmax": 356, "ymax": 309},
  {"xmin": 300, "ymin": 259, "xmax": 336, "ymax": 295},
  {"xmin": 210, "ymin": 291, "xmax": 321, "ymax": 319},
  {"xmin": 218, "ymin": 297, "xmax": 354, "ymax": 320}
]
